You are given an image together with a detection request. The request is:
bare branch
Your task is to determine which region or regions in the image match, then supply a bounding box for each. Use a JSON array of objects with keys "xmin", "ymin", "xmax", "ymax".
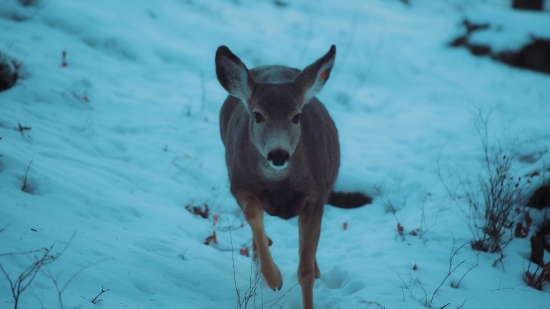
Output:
[
  {"xmin": 0, "ymin": 247, "xmax": 45, "ymax": 257},
  {"xmin": 227, "ymin": 217, "xmax": 242, "ymax": 307},
  {"xmin": 43, "ymin": 257, "xmax": 111, "ymax": 309},
  {"xmin": 91, "ymin": 286, "xmax": 110, "ymax": 304},
  {"xmin": 438, "ymin": 106, "xmax": 531, "ymax": 257},
  {"xmin": 453, "ymin": 252, "xmax": 479, "ymax": 288},
  {"xmin": 391, "ymin": 268, "xmax": 413, "ymax": 300},
  {"xmin": 0, "ymin": 232, "xmax": 76, "ymax": 308}
]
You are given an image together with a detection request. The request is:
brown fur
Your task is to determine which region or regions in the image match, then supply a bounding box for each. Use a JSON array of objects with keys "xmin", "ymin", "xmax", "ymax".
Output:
[{"xmin": 216, "ymin": 45, "xmax": 341, "ymax": 309}]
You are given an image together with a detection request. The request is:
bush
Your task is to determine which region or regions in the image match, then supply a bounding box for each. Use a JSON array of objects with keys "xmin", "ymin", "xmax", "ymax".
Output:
[
  {"xmin": 440, "ymin": 108, "xmax": 531, "ymax": 261},
  {"xmin": 524, "ymin": 261, "xmax": 550, "ymax": 290}
]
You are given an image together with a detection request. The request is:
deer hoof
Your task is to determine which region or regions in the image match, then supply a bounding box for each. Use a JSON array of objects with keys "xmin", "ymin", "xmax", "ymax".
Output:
[
  {"xmin": 264, "ymin": 267, "xmax": 283, "ymax": 291},
  {"xmin": 272, "ymin": 277, "xmax": 283, "ymax": 291}
]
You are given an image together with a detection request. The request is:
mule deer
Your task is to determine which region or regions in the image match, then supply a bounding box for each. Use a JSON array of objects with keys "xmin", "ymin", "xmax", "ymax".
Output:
[{"xmin": 216, "ymin": 45, "xmax": 370, "ymax": 309}]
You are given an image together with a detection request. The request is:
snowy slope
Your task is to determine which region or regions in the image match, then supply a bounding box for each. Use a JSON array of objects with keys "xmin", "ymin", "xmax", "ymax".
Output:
[{"xmin": 1, "ymin": 0, "xmax": 550, "ymax": 308}]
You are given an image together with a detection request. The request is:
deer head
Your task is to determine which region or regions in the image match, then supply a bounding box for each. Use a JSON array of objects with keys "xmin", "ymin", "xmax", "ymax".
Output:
[{"xmin": 215, "ymin": 45, "xmax": 336, "ymax": 172}]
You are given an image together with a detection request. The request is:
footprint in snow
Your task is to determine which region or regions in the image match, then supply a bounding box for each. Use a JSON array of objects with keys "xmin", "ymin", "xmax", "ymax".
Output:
[{"xmin": 319, "ymin": 265, "xmax": 364, "ymax": 296}]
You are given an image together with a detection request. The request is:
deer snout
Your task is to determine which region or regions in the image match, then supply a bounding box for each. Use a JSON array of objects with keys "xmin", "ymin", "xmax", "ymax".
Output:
[{"xmin": 267, "ymin": 149, "xmax": 290, "ymax": 167}]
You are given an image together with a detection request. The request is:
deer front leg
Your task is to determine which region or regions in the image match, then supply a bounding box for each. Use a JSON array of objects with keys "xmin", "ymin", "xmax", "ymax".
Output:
[
  {"xmin": 314, "ymin": 259, "xmax": 321, "ymax": 279},
  {"xmin": 252, "ymin": 235, "xmax": 273, "ymax": 261},
  {"xmin": 236, "ymin": 190, "xmax": 282, "ymax": 291},
  {"xmin": 298, "ymin": 203, "xmax": 323, "ymax": 309}
]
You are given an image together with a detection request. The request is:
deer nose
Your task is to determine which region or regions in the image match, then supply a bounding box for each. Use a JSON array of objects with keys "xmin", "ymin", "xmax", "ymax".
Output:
[{"xmin": 267, "ymin": 149, "xmax": 290, "ymax": 166}]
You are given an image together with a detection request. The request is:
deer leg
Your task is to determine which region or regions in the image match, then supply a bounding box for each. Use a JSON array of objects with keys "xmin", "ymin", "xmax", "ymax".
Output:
[
  {"xmin": 298, "ymin": 204, "xmax": 323, "ymax": 309},
  {"xmin": 252, "ymin": 238, "xmax": 258, "ymax": 261},
  {"xmin": 314, "ymin": 259, "xmax": 321, "ymax": 279},
  {"xmin": 236, "ymin": 190, "xmax": 282, "ymax": 291},
  {"xmin": 252, "ymin": 236, "xmax": 273, "ymax": 261}
]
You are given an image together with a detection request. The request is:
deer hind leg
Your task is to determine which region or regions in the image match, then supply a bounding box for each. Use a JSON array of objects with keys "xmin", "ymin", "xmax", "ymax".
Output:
[
  {"xmin": 298, "ymin": 204, "xmax": 323, "ymax": 309},
  {"xmin": 236, "ymin": 190, "xmax": 282, "ymax": 291}
]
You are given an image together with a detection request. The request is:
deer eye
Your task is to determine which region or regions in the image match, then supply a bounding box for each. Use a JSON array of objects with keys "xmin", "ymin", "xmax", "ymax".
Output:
[
  {"xmin": 253, "ymin": 112, "xmax": 265, "ymax": 123},
  {"xmin": 291, "ymin": 113, "xmax": 302, "ymax": 124}
]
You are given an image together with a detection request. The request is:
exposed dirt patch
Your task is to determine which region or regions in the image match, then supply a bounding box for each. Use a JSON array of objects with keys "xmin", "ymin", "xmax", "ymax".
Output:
[
  {"xmin": 0, "ymin": 54, "xmax": 18, "ymax": 92},
  {"xmin": 450, "ymin": 19, "xmax": 550, "ymax": 75}
]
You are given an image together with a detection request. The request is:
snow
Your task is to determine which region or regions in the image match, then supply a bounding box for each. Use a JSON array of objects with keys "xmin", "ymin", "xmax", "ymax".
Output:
[
  {"xmin": 1, "ymin": 0, "xmax": 550, "ymax": 308},
  {"xmin": 466, "ymin": 5, "xmax": 550, "ymax": 52}
]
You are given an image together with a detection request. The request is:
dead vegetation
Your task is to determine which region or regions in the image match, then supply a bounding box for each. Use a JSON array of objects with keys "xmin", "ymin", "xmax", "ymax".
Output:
[
  {"xmin": 394, "ymin": 238, "xmax": 474, "ymax": 308},
  {"xmin": 450, "ymin": 19, "xmax": 550, "ymax": 75},
  {"xmin": 524, "ymin": 260, "xmax": 550, "ymax": 290},
  {"xmin": 0, "ymin": 233, "xmax": 75, "ymax": 309},
  {"xmin": 227, "ymin": 218, "xmax": 297, "ymax": 309},
  {"xmin": 438, "ymin": 107, "xmax": 536, "ymax": 266}
]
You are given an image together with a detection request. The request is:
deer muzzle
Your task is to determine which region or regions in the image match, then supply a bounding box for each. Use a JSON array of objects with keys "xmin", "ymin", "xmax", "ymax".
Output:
[{"xmin": 267, "ymin": 149, "xmax": 290, "ymax": 168}]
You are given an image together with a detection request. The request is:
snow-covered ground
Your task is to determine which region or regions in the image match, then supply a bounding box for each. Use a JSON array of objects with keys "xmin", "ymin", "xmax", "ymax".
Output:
[{"xmin": 1, "ymin": 0, "xmax": 549, "ymax": 308}]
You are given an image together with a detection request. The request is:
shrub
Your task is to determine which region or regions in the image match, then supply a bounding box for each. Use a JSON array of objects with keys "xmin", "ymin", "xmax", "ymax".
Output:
[{"xmin": 440, "ymin": 108, "xmax": 531, "ymax": 261}]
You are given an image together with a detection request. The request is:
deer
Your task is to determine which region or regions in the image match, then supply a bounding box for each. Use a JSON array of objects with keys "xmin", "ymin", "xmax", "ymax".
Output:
[{"xmin": 215, "ymin": 45, "xmax": 371, "ymax": 309}]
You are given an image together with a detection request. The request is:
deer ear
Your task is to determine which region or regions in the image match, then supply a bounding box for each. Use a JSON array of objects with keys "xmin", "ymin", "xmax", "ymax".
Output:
[
  {"xmin": 293, "ymin": 45, "xmax": 336, "ymax": 103},
  {"xmin": 215, "ymin": 46, "xmax": 256, "ymax": 102}
]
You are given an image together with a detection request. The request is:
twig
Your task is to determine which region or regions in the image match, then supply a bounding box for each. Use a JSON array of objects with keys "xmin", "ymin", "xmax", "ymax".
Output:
[
  {"xmin": 21, "ymin": 158, "xmax": 33, "ymax": 192},
  {"xmin": 179, "ymin": 249, "xmax": 188, "ymax": 260},
  {"xmin": 448, "ymin": 238, "xmax": 468, "ymax": 273},
  {"xmin": 91, "ymin": 286, "xmax": 110, "ymax": 304},
  {"xmin": 0, "ymin": 232, "xmax": 75, "ymax": 309},
  {"xmin": 0, "ymin": 247, "xmax": 45, "ymax": 257},
  {"xmin": 228, "ymin": 217, "xmax": 242, "ymax": 307},
  {"xmin": 266, "ymin": 283, "xmax": 298, "ymax": 309},
  {"xmin": 392, "ymin": 268, "xmax": 413, "ymax": 299},
  {"xmin": 418, "ymin": 195, "xmax": 435, "ymax": 239},
  {"xmin": 16, "ymin": 122, "xmax": 32, "ymax": 143},
  {"xmin": 43, "ymin": 257, "xmax": 111, "ymax": 309},
  {"xmin": 245, "ymin": 259, "xmax": 263, "ymax": 308},
  {"xmin": 430, "ymin": 251, "xmax": 466, "ymax": 305},
  {"xmin": 412, "ymin": 274, "xmax": 428, "ymax": 306},
  {"xmin": 492, "ymin": 252, "xmax": 507, "ymax": 269},
  {"xmin": 490, "ymin": 276, "xmax": 524, "ymax": 291},
  {"xmin": 491, "ymin": 284, "xmax": 523, "ymax": 291},
  {"xmin": 250, "ymin": 258, "xmax": 262, "ymax": 308},
  {"xmin": 454, "ymin": 252, "xmax": 479, "ymax": 288},
  {"xmin": 456, "ymin": 299, "xmax": 466, "ymax": 309},
  {"xmin": 373, "ymin": 182, "xmax": 406, "ymax": 241},
  {"xmin": 228, "ymin": 215, "xmax": 296, "ymax": 309}
]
